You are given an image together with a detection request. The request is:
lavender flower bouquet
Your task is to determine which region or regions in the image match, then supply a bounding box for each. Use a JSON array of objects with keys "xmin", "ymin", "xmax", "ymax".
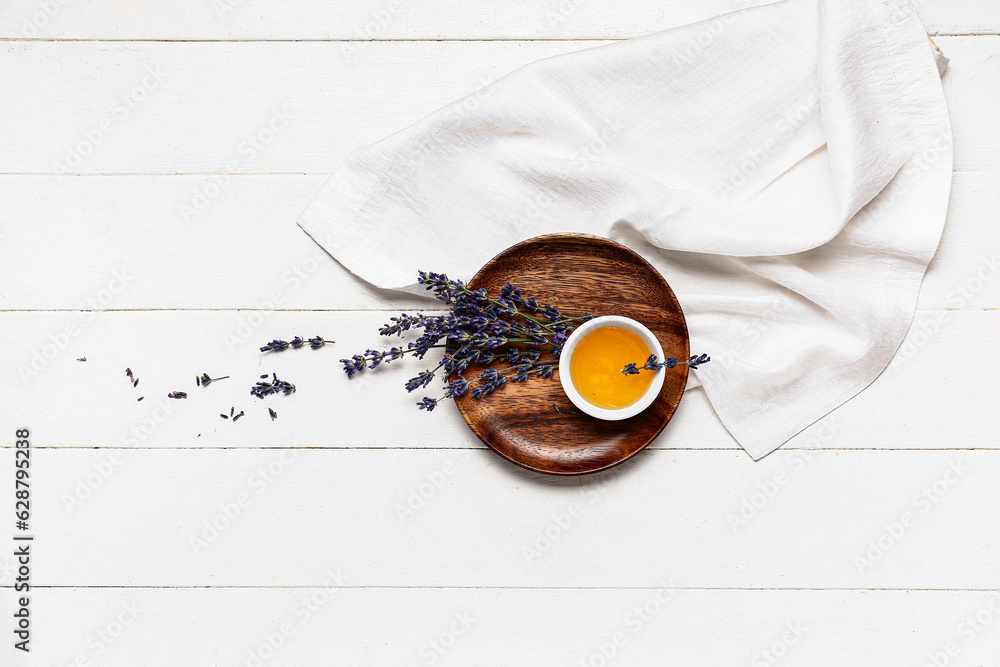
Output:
[{"xmin": 342, "ymin": 272, "xmax": 708, "ymax": 412}]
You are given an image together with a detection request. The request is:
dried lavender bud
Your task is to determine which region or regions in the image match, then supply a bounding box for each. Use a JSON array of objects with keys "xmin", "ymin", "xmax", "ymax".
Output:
[
  {"xmin": 260, "ymin": 374, "xmax": 269, "ymax": 379},
  {"xmin": 199, "ymin": 373, "xmax": 229, "ymax": 386},
  {"xmin": 133, "ymin": 378, "xmax": 139, "ymax": 388},
  {"xmin": 167, "ymin": 392, "xmax": 187, "ymax": 399},
  {"xmin": 380, "ymin": 313, "xmax": 426, "ymax": 337},
  {"xmin": 196, "ymin": 376, "xmax": 201, "ymax": 386},
  {"xmin": 405, "ymin": 371, "xmax": 435, "ymax": 393},
  {"xmin": 220, "ymin": 413, "xmax": 228, "ymax": 419},
  {"xmin": 125, "ymin": 367, "xmax": 133, "ymax": 379},
  {"xmin": 250, "ymin": 374, "xmax": 295, "ymax": 398},
  {"xmin": 230, "ymin": 406, "xmax": 234, "ymax": 417},
  {"xmin": 232, "ymin": 411, "xmax": 245, "ymax": 422},
  {"xmin": 261, "ymin": 336, "xmax": 331, "ymax": 352},
  {"xmin": 77, "ymin": 357, "xmax": 86, "ymax": 362},
  {"xmin": 535, "ymin": 365, "xmax": 554, "ymax": 379},
  {"xmin": 687, "ymin": 353, "xmax": 711, "ymax": 369},
  {"xmin": 340, "ymin": 355, "xmax": 367, "ymax": 379},
  {"xmin": 499, "ymin": 282, "xmax": 523, "ymax": 306},
  {"xmin": 444, "ymin": 377, "xmax": 469, "ymax": 399},
  {"xmin": 268, "ymin": 408, "xmax": 277, "ymax": 420},
  {"xmin": 137, "ymin": 397, "xmax": 144, "ymax": 402},
  {"xmin": 308, "ymin": 335, "xmax": 330, "ymax": 349}
]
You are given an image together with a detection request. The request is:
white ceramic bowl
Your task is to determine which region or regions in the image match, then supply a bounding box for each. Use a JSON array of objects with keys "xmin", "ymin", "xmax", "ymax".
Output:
[{"xmin": 558, "ymin": 315, "xmax": 665, "ymax": 420}]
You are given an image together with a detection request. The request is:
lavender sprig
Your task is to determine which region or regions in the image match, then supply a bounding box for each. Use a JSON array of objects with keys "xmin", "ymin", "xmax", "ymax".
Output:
[
  {"xmin": 416, "ymin": 359, "xmax": 557, "ymax": 410},
  {"xmin": 622, "ymin": 353, "xmax": 711, "ymax": 375},
  {"xmin": 261, "ymin": 336, "xmax": 333, "ymax": 353}
]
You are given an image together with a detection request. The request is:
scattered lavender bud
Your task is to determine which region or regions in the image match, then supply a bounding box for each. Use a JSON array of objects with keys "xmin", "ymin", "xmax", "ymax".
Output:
[
  {"xmin": 125, "ymin": 367, "xmax": 133, "ymax": 379},
  {"xmin": 232, "ymin": 411, "xmax": 245, "ymax": 422},
  {"xmin": 220, "ymin": 413, "xmax": 229, "ymax": 419},
  {"xmin": 230, "ymin": 406, "xmax": 234, "ymax": 417},
  {"xmin": 196, "ymin": 375, "xmax": 201, "ymax": 386},
  {"xmin": 199, "ymin": 373, "xmax": 229, "ymax": 386},
  {"xmin": 137, "ymin": 397, "xmax": 144, "ymax": 402},
  {"xmin": 268, "ymin": 408, "xmax": 277, "ymax": 420},
  {"xmin": 167, "ymin": 391, "xmax": 187, "ymax": 399},
  {"xmin": 77, "ymin": 357, "xmax": 86, "ymax": 362},
  {"xmin": 251, "ymin": 374, "xmax": 295, "ymax": 398},
  {"xmin": 132, "ymin": 378, "xmax": 139, "ymax": 388},
  {"xmin": 260, "ymin": 374, "xmax": 269, "ymax": 379}
]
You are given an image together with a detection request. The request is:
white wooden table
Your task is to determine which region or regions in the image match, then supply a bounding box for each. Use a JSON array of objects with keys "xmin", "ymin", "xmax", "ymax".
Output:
[{"xmin": 1, "ymin": 1, "xmax": 998, "ymax": 664}]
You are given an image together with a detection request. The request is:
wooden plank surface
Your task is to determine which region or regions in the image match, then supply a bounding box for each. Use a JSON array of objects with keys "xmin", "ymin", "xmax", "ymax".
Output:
[
  {"xmin": 4, "ymin": 310, "xmax": 998, "ymax": 450},
  {"xmin": 0, "ymin": 0, "xmax": 996, "ymax": 40},
  {"xmin": 0, "ymin": 36, "xmax": 994, "ymax": 175},
  {"xmin": 6, "ymin": 446, "xmax": 998, "ymax": 588},
  {"xmin": 1, "ymin": 588, "xmax": 997, "ymax": 666},
  {"xmin": 0, "ymin": 171, "xmax": 996, "ymax": 311},
  {"xmin": 2, "ymin": 2, "xmax": 997, "ymax": 664}
]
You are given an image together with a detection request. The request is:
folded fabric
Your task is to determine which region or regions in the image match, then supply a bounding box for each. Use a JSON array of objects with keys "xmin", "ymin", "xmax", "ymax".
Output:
[{"xmin": 297, "ymin": 0, "xmax": 952, "ymax": 459}]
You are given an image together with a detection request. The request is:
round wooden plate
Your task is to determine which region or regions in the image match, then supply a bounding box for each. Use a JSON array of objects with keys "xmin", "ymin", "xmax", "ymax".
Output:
[{"xmin": 454, "ymin": 233, "xmax": 689, "ymax": 475}]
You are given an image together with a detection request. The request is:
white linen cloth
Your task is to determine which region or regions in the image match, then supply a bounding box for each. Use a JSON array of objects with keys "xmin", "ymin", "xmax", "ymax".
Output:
[{"xmin": 297, "ymin": 0, "xmax": 952, "ymax": 460}]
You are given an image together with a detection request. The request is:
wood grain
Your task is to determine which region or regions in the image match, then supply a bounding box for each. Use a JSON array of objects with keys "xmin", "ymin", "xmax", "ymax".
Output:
[
  {"xmin": 4, "ymin": 309, "xmax": 998, "ymax": 451},
  {"xmin": 0, "ymin": 172, "xmax": 996, "ymax": 311},
  {"xmin": 0, "ymin": 0, "xmax": 994, "ymax": 40},
  {"xmin": 2, "ymin": 588, "xmax": 997, "ymax": 666},
  {"xmin": 8, "ymin": 447, "xmax": 1000, "ymax": 589},
  {"xmin": 456, "ymin": 234, "xmax": 688, "ymax": 475},
  {"xmin": 2, "ymin": 5, "xmax": 998, "ymax": 664},
  {"xmin": 0, "ymin": 36, "xmax": 993, "ymax": 174}
]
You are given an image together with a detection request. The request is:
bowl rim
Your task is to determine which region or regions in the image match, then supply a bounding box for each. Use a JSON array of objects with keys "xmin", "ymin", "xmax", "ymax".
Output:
[{"xmin": 558, "ymin": 315, "xmax": 666, "ymax": 421}]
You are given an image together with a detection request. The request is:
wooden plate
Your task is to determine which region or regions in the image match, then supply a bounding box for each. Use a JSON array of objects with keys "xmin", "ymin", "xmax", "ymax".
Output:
[{"xmin": 454, "ymin": 233, "xmax": 689, "ymax": 475}]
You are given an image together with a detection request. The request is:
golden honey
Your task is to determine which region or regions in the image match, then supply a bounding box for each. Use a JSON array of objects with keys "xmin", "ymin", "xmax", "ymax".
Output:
[{"xmin": 570, "ymin": 326, "xmax": 654, "ymax": 410}]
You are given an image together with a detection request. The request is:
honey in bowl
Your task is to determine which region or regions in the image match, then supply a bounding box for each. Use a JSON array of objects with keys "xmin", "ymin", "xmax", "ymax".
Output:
[{"xmin": 569, "ymin": 326, "xmax": 655, "ymax": 410}]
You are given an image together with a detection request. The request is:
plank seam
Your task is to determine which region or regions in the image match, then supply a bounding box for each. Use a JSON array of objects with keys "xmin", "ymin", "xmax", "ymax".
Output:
[
  {"xmin": 4, "ymin": 585, "xmax": 999, "ymax": 591},
  {"xmin": 0, "ymin": 34, "xmax": 995, "ymax": 42},
  {"xmin": 4, "ymin": 447, "xmax": 997, "ymax": 451}
]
